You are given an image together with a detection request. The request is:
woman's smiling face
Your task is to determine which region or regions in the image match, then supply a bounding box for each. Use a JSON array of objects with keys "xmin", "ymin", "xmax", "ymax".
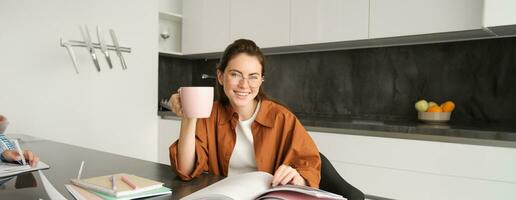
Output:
[{"xmin": 218, "ymin": 53, "xmax": 263, "ymax": 109}]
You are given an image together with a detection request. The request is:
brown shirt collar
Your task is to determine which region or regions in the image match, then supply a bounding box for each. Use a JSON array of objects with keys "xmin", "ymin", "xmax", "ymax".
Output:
[{"xmin": 218, "ymin": 98, "xmax": 275, "ymax": 128}]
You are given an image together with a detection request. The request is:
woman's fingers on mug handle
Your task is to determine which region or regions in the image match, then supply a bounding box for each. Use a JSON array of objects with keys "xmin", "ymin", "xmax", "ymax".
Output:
[
  {"xmin": 170, "ymin": 94, "xmax": 177, "ymax": 108},
  {"xmin": 175, "ymin": 107, "xmax": 183, "ymax": 117},
  {"xmin": 176, "ymin": 88, "xmax": 182, "ymax": 110},
  {"xmin": 170, "ymin": 93, "xmax": 183, "ymax": 117}
]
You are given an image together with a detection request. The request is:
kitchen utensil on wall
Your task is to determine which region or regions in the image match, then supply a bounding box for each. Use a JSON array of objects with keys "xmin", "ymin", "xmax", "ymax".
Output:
[
  {"xmin": 80, "ymin": 25, "xmax": 101, "ymax": 72},
  {"xmin": 61, "ymin": 39, "xmax": 79, "ymax": 74},
  {"xmin": 60, "ymin": 25, "xmax": 131, "ymax": 74},
  {"xmin": 96, "ymin": 26, "xmax": 113, "ymax": 69},
  {"xmin": 109, "ymin": 29, "xmax": 128, "ymax": 70}
]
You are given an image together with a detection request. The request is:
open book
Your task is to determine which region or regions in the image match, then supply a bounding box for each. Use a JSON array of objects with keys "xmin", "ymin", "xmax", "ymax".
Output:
[{"xmin": 181, "ymin": 171, "xmax": 345, "ymax": 200}]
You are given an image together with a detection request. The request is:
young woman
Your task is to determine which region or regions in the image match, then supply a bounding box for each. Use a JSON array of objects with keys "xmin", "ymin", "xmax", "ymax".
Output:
[{"xmin": 169, "ymin": 39, "xmax": 321, "ymax": 188}]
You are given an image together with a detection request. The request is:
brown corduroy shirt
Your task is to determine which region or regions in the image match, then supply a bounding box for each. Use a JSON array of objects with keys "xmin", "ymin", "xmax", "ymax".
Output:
[{"xmin": 169, "ymin": 98, "xmax": 321, "ymax": 188}]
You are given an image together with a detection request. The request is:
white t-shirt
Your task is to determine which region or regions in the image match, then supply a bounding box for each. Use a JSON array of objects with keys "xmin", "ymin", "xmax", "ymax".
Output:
[{"xmin": 228, "ymin": 101, "xmax": 261, "ymax": 176}]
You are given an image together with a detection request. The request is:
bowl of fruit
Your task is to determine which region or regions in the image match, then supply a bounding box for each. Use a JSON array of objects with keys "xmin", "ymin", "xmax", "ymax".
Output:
[{"xmin": 414, "ymin": 100, "xmax": 455, "ymax": 124}]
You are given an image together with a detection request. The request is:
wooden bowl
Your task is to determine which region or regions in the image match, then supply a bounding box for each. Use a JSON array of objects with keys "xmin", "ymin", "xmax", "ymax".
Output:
[{"xmin": 418, "ymin": 112, "xmax": 451, "ymax": 124}]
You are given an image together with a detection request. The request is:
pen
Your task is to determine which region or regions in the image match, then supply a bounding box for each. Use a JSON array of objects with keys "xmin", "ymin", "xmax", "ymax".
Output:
[
  {"xmin": 111, "ymin": 175, "xmax": 117, "ymax": 191},
  {"xmin": 12, "ymin": 139, "xmax": 27, "ymax": 165},
  {"xmin": 77, "ymin": 161, "xmax": 85, "ymax": 180},
  {"xmin": 121, "ymin": 175, "xmax": 138, "ymax": 190}
]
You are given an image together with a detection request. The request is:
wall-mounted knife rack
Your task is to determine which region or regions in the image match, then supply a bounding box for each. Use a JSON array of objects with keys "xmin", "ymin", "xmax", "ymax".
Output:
[{"xmin": 60, "ymin": 25, "xmax": 131, "ymax": 74}]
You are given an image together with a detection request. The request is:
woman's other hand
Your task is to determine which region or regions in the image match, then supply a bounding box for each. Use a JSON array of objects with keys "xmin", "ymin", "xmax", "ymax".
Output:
[
  {"xmin": 271, "ymin": 164, "xmax": 307, "ymax": 187},
  {"xmin": 2, "ymin": 150, "xmax": 39, "ymax": 167}
]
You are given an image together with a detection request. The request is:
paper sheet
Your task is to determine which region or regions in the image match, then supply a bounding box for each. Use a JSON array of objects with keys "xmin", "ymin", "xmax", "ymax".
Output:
[{"xmin": 39, "ymin": 170, "xmax": 68, "ymax": 200}]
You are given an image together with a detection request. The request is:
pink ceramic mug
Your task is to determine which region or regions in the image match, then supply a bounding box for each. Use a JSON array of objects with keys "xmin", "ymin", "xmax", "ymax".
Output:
[{"xmin": 180, "ymin": 87, "xmax": 214, "ymax": 118}]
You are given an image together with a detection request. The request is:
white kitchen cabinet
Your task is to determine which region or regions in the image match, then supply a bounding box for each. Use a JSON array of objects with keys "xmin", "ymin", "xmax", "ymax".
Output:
[
  {"xmin": 290, "ymin": 0, "xmax": 369, "ymax": 45},
  {"xmin": 159, "ymin": 12, "xmax": 182, "ymax": 55},
  {"xmin": 230, "ymin": 0, "xmax": 290, "ymax": 48},
  {"xmin": 309, "ymin": 131, "xmax": 516, "ymax": 199},
  {"xmin": 158, "ymin": 119, "xmax": 181, "ymax": 165},
  {"xmin": 182, "ymin": 0, "xmax": 230, "ymax": 54},
  {"xmin": 179, "ymin": 0, "xmax": 502, "ymax": 56},
  {"xmin": 159, "ymin": 0, "xmax": 182, "ymax": 15},
  {"xmin": 159, "ymin": 0, "xmax": 183, "ymax": 55},
  {"xmin": 483, "ymin": 0, "xmax": 516, "ymax": 36},
  {"xmin": 484, "ymin": 0, "xmax": 516, "ymax": 27},
  {"xmin": 369, "ymin": 0, "xmax": 484, "ymax": 39}
]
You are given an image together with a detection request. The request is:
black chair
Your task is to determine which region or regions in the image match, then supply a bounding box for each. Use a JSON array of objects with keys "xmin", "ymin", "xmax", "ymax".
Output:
[{"xmin": 319, "ymin": 153, "xmax": 365, "ymax": 200}]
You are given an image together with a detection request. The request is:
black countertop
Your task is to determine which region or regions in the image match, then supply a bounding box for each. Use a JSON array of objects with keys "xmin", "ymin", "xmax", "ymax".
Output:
[
  {"xmin": 1, "ymin": 135, "xmax": 222, "ymax": 200},
  {"xmin": 158, "ymin": 111, "xmax": 516, "ymax": 148}
]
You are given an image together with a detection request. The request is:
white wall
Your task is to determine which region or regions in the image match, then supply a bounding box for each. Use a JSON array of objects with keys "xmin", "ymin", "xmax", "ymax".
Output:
[
  {"xmin": 0, "ymin": 0, "xmax": 159, "ymax": 162},
  {"xmin": 159, "ymin": 0, "xmax": 182, "ymax": 14}
]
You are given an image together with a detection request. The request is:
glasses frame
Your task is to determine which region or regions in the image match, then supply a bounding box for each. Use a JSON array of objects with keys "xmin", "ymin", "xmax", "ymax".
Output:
[{"xmin": 225, "ymin": 71, "xmax": 264, "ymax": 87}]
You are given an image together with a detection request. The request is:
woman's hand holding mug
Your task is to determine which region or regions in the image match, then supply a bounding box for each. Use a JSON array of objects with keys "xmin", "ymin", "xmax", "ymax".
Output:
[
  {"xmin": 169, "ymin": 90, "xmax": 184, "ymax": 118},
  {"xmin": 169, "ymin": 87, "xmax": 214, "ymax": 119}
]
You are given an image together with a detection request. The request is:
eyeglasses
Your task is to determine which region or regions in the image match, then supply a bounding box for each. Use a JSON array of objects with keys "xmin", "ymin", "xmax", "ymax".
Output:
[{"xmin": 226, "ymin": 71, "xmax": 264, "ymax": 87}]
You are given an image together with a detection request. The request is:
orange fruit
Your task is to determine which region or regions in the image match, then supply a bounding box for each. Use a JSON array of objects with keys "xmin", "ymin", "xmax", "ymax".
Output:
[
  {"xmin": 427, "ymin": 105, "xmax": 443, "ymax": 112},
  {"xmin": 440, "ymin": 101, "xmax": 455, "ymax": 112}
]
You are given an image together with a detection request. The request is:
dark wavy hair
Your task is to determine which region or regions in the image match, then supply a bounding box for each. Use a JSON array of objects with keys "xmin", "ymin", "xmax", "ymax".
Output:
[{"xmin": 216, "ymin": 39, "xmax": 267, "ymax": 106}]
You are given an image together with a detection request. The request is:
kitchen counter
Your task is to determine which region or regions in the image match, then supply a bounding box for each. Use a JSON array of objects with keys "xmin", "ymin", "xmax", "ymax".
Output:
[{"xmin": 158, "ymin": 111, "xmax": 516, "ymax": 148}]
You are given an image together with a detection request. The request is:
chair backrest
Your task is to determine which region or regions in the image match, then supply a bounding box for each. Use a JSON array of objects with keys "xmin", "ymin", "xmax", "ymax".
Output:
[{"xmin": 319, "ymin": 152, "xmax": 365, "ymax": 200}]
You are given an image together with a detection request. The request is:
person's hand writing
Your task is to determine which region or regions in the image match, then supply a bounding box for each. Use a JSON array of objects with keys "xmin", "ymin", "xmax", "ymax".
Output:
[
  {"xmin": 2, "ymin": 150, "xmax": 39, "ymax": 167},
  {"xmin": 271, "ymin": 164, "xmax": 307, "ymax": 187}
]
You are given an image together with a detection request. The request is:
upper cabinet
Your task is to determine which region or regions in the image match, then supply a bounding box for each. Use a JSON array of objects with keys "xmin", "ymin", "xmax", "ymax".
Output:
[
  {"xmin": 230, "ymin": 0, "xmax": 290, "ymax": 48},
  {"xmin": 182, "ymin": 0, "xmax": 230, "ymax": 55},
  {"xmin": 180, "ymin": 0, "xmax": 512, "ymax": 56},
  {"xmin": 483, "ymin": 0, "xmax": 516, "ymax": 35},
  {"xmin": 369, "ymin": 0, "xmax": 484, "ymax": 38},
  {"xmin": 159, "ymin": 0, "xmax": 183, "ymax": 55},
  {"xmin": 291, "ymin": 0, "xmax": 369, "ymax": 45}
]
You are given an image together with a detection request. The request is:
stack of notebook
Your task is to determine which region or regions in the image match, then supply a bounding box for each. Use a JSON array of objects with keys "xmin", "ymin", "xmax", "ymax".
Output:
[{"xmin": 65, "ymin": 173, "xmax": 171, "ymax": 200}]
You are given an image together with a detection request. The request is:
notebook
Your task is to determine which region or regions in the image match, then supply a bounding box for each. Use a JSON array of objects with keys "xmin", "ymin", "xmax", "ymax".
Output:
[
  {"xmin": 70, "ymin": 173, "xmax": 167, "ymax": 197},
  {"xmin": 65, "ymin": 184, "xmax": 172, "ymax": 200},
  {"xmin": 65, "ymin": 184, "xmax": 103, "ymax": 200},
  {"xmin": 0, "ymin": 161, "xmax": 50, "ymax": 178},
  {"xmin": 92, "ymin": 187, "xmax": 172, "ymax": 200}
]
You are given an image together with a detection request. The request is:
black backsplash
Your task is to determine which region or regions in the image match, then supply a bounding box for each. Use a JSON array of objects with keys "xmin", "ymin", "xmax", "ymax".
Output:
[
  {"xmin": 158, "ymin": 57, "xmax": 193, "ymax": 105},
  {"xmin": 159, "ymin": 37, "xmax": 516, "ymax": 124}
]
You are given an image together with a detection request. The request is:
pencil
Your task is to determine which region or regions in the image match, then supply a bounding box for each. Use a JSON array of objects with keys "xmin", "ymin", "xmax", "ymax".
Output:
[
  {"xmin": 121, "ymin": 175, "xmax": 138, "ymax": 190},
  {"xmin": 111, "ymin": 175, "xmax": 117, "ymax": 191},
  {"xmin": 13, "ymin": 139, "xmax": 27, "ymax": 165},
  {"xmin": 77, "ymin": 161, "xmax": 85, "ymax": 179}
]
